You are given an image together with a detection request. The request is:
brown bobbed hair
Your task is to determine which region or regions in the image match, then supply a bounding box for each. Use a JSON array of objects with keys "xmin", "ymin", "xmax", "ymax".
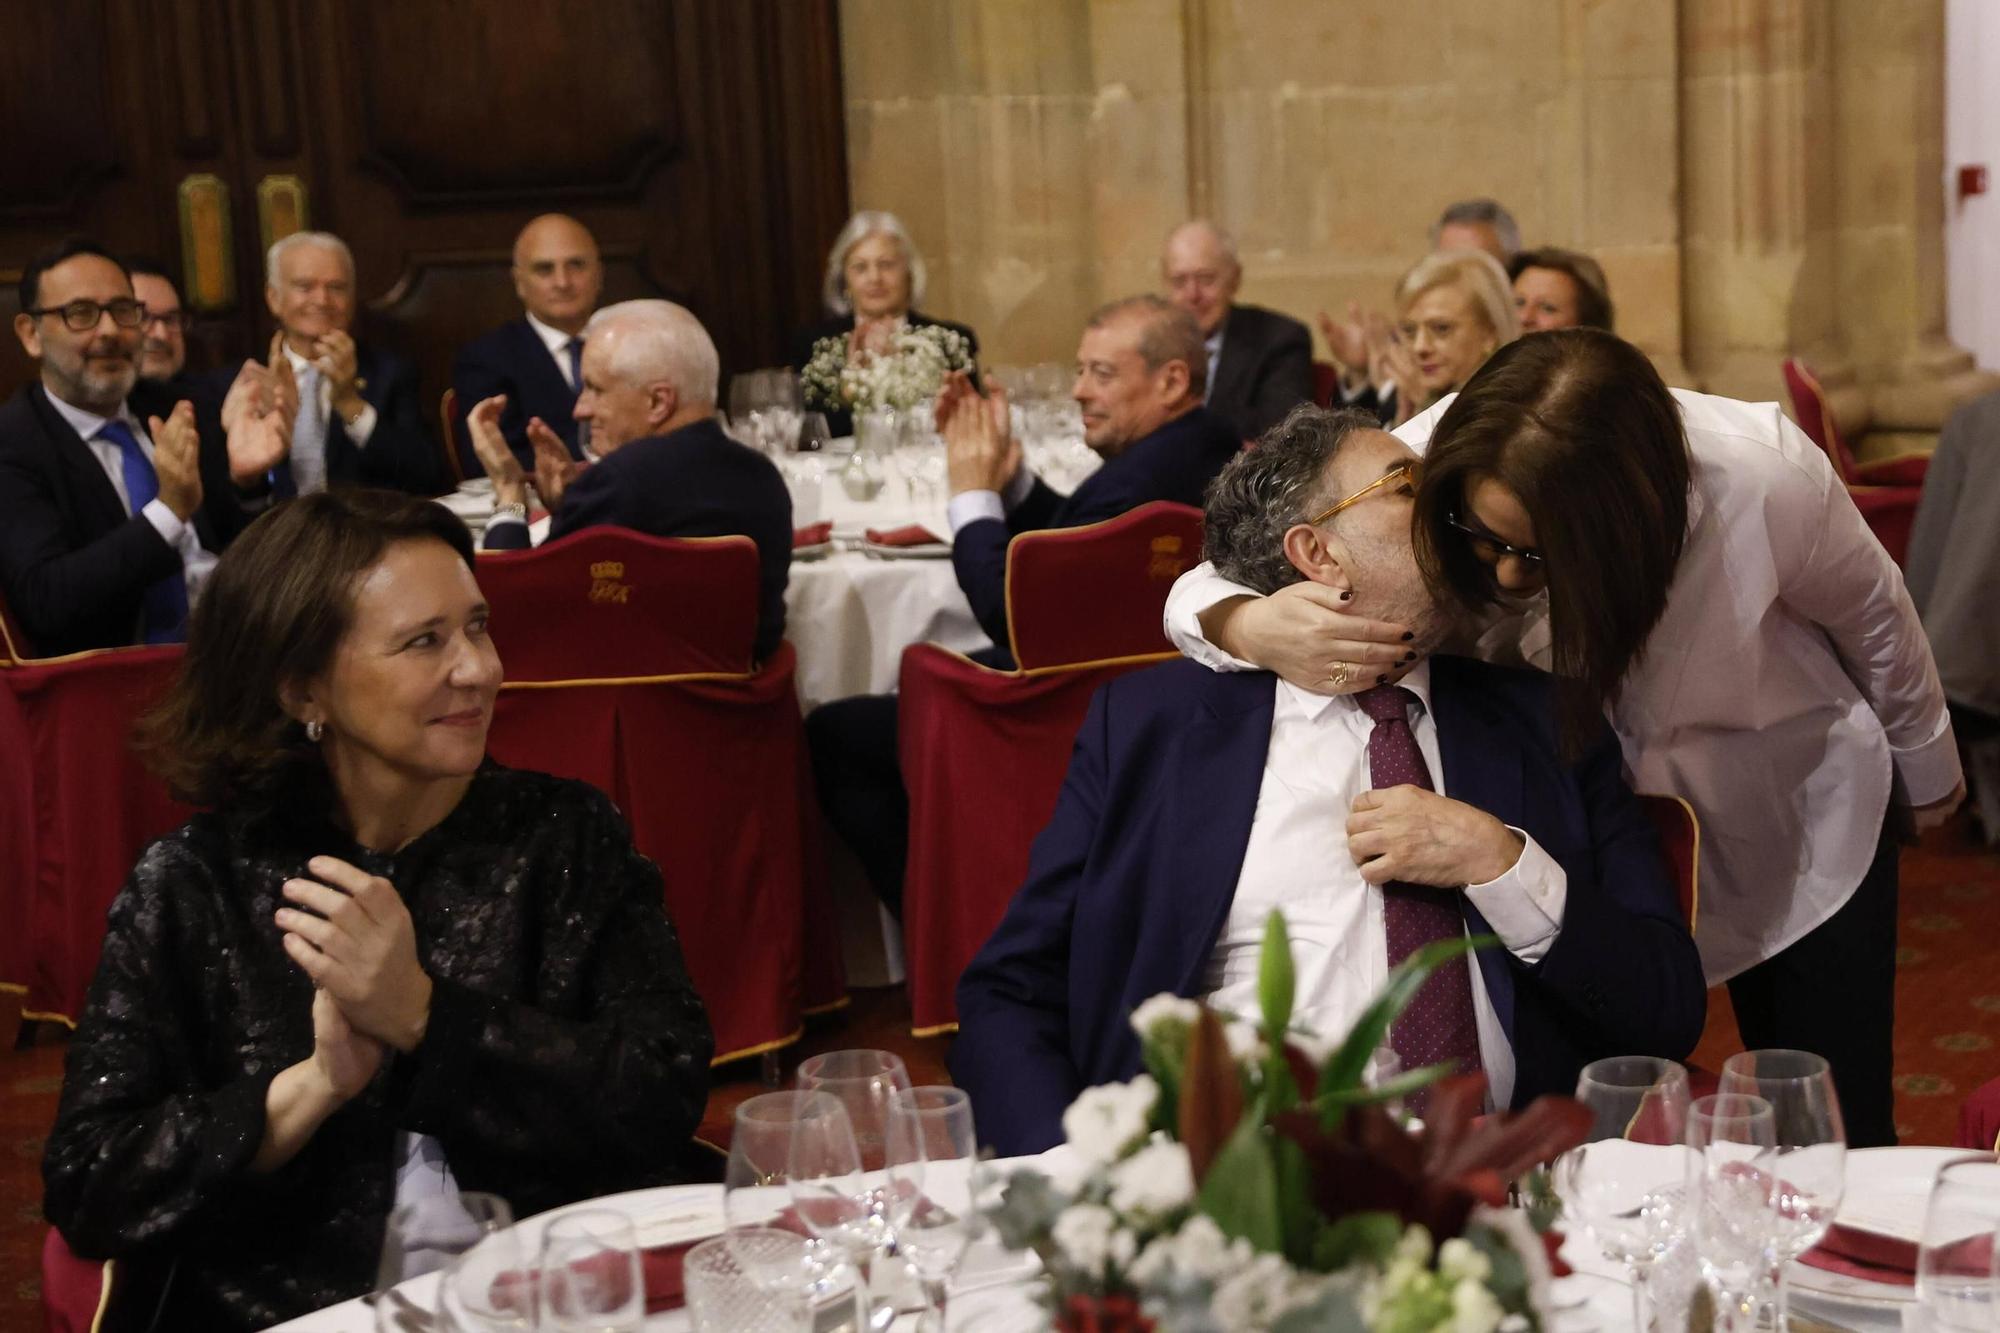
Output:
[
  {"xmin": 137, "ymin": 489, "xmax": 477, "ymax": 808},
  {"xmin": 1411, "ymin": 328, "xmax": 1689, "ymax": 746},
  {"xmin": 1506, "ymin": 246, "xmax": 1616, "ymax": 332}
]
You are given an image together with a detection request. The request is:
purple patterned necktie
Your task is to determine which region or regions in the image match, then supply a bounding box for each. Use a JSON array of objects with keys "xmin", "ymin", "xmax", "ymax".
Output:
[{"xmin": 1355, "ymin": 684, "xmax": 1483, "ymax": 1081}]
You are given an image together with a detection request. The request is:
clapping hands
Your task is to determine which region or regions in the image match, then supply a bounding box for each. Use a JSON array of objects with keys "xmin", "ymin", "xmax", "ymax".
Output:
[{"xmin": 938, "ymin": 370, "xmax": 1019, "ymax": 497}]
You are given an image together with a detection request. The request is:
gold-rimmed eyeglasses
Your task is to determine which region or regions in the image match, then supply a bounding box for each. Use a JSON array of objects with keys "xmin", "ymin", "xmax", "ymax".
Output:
[{"xmin": 1306, "ymin": 459, "xmax": 1422, "ymax": 526}]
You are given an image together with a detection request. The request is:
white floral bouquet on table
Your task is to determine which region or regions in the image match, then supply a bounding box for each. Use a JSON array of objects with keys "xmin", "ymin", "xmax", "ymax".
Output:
[
  {"xmin": 801, "ymin": 323, "xmax": 973, "ymax": 414},
  {"xmin": 981, "ymin": 914, "xmax": 1591, "ymax": 1333}
]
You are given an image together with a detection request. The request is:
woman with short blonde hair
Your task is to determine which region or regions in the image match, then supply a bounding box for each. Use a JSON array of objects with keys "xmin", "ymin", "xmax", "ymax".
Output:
[{"xmin": 1377, "ymin": 248, "xmax": 1519, "ymax": 425}]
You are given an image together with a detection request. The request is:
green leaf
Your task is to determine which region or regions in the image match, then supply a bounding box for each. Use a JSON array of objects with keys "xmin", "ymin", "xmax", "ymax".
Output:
[
  {"xmin": 1462, "ymin": 1222, "xmax": 1533, "ymax": 1314},
  {"xmin": 1311, "ymin": 1059, "xmax": 1458, "ymax": 1114},
  {"xmin": 1318, "ymin": 934, "xmax": 1496, "ymax": 1100},
  {"xmin": 1268, "ymin": 1279, "xmax": 1370, "ymax": 1333},
  {"xmin": 1258, "ymin": 910, "xmax": 1295, "ymax": 1044},
  {"xmin": 1311, "ymin": 1211, "xmax": 1403, "ymax": 1269},
  {"xmin": 1196, "ymin": 1113, "xmax": 1284, "ymax": 1254},
  {"xmin": 1138, "ymin": 1029, "xmax": 1187, "ymax": 1139},
  {"xmin": 1270, "ymin": 1129, "xmax": 1319, "ymax": 1268}
]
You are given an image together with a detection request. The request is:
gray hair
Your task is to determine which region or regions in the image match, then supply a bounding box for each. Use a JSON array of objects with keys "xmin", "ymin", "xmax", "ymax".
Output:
[
  {"xmin": 1429, "ymin": 198, "xmax": 1521, "ymax": 259},
  {"xmin": 584, "ymin": 299, "xmax": 720, "ymax": 405},
  {"xmin": 265, "ymin": 231, "xmax": 355, "ymax": 288},
  {"xmin": 1395, "ymin": 248, "xmax": 1521, "ymax": 345},
  {"xmin": 1205, "ymin": 406, "xmax": 1378, "ymax": 595},
  {"xmin": 1084, "ymin": 294, "xmax": 1208, "ymax": 398},
  {"xmin": 1163, "ymin": 219, "xmax": 1240, "ymax": 270},
  {"xmin": 821, "ymin": 210, "xmax": 927, "ymax": 316}
]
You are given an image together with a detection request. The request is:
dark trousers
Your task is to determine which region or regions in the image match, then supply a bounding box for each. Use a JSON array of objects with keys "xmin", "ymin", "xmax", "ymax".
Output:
[
  {"xmin": 1725, "ymin": 814, "xmax": 1901, "ymax": 1148},
  {"xmin": 805, "ymin": 694, "xmax": 907, "ymax": 917}
]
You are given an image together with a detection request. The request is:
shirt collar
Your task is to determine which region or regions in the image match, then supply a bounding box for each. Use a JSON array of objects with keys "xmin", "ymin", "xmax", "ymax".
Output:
[
  {"xmin": 1276, "ymin": 655, "xmax": 1433, "ymax": 724},
  {"xmin": 525, "ymin": 311, "xmax": 583, "ymax": 355},
  {"xmin": 44, "ymin": 387, "xmax": 138, "ymax": 443}
]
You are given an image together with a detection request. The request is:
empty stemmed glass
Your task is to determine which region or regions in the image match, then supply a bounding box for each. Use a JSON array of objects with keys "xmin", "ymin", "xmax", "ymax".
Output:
[
  {"xmin": 1685, "ymin": 1093, "xmax": 1780, "ymax": 1333},
  {"xmin": 1556, "ymin": 1056, "xmax": 1694, "ymax": 1331},
  {"xmin": 722, "ymin": 1092, "xmax": 868, "ymax": 1327},
  {"xmin": 886, "ymin": 1086, "xmax": 981, "ymax": 1330},
  {"xmin": 374, "ymin": 1192, "xmax": 522, "ymax": 1332},
  {"xmin": 1718, "ymin": 1048, "xmax": 1846, "ymax": 1328},
  {"xmin": 1916, "ymin": 1156, "xmax": 2000, "ymax": 1332},
  {"xmin": 796, "ymin": 1050, "xmax": 912, "ymax": 1171},
  {"xmin": 537, "ymin": 1209, "xmax": 644, "ymax": 1332}
]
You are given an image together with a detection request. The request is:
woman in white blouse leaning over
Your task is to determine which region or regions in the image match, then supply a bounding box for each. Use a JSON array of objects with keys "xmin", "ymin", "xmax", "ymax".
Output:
[{"xmin": 1168, "ymin": 329, "xmax": 1962, "ymax": 1147}]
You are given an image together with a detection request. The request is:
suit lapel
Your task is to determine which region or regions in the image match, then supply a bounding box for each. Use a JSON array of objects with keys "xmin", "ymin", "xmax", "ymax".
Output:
[
  {"xmin": 1427, "ymin": 657, "xmax": 1524, "ymax": 1037},
  {"xmin": 31, "ymin": 385, "xmax": 129, "ymax": 532},
  {"xmin": 1166, "ymin": 670, "xmax": 1277, "ymax": 995},
  {"xmin": 509, "ymin": 317, "xmax": 575, "ymax": 408}
]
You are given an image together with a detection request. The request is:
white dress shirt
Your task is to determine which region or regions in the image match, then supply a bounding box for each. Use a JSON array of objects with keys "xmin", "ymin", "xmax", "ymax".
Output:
[
  {"xmin": 525, "ymin": 311, "xmax": 583, "ymax": 389},
  {"xmin": 45, "ymin": 393, "xmax": 217, "ymax": 607},
  {"xmin": 1166, "ymin": 387, "xmax": 1962, "ymax": 983},
  {"xmin": 945, "ymin": 464, "xmax": 1037, "ymax": 536},
  {"xmin": 284, "ymin": 344, "xmax": 378, "ymax": 447},
  {"xmin": 1203, "ymin": 660, "xmax": 1564, "ymax": 1110}
]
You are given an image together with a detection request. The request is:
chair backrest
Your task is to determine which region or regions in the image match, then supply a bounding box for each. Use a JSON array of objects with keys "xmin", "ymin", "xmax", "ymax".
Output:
[
  {"xmin": 438, "ymin": 387, "xmax": 468, "ymax": 485},
  {"xmin": 0, "ymin": 581, "xmax": 30, "ymax": 662},
  {"xmin": 1780, "ymin": 358, "xmax": 1859, "ymax": 484},
  {"xmin": 477, "ymin": 529, "xmax": 761, "ymax": 681},
  {"xmin": 1638, "ymin": 793, "xmax": 1699, "ymax": 933},
  {"xmin": 41, "ymin": 1229, "xmax": 113, "ymax": 1333},
  {"xmin": 1311, "ymin": 359, "xmax": 1341, "ymax": 409},
  {"xmin": 1003, "ymin": 501, "xmax": 1205, "ymax": 670}
]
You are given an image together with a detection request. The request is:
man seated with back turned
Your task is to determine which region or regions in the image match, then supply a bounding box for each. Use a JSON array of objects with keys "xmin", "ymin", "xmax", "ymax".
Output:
[
  {"xmin": 805, "ymin": 296, "xmax": 1240, "ymax": 917},
  {"xmin": 465, "ymin": 299, "xmax": 792, "ymax": 661},
  {"xmin": 452, "ymin": 213, "xmax": 602, "ymax": 474},
  {"xmin": 952, "ymin": 405, "xmax": 1706, "ymax": 1156},
  {"xmin": 1161, "ymin": 220, "xmax": 1314, "ymax": 440}
]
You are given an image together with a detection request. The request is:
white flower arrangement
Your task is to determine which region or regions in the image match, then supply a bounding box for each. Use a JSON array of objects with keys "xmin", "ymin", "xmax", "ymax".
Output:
[
  {"xmin": 801, "ymin": 322, "xmax": 972, "ymax": 414},
  {"xmin": 979, "ymin": 913, "xmax": 1586, "ymax": 1333}
]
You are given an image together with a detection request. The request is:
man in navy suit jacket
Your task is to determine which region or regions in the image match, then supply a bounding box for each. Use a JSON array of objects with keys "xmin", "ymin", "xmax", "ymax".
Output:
[
  {"xmin": 452, "ymin": 214, "xmax": 602, "ymax": 474},
  {"xmin": 470, "ymin": 300, "xmax": 791, "ymax": 661},
  {"xmin": 939, "ymin": 295, "xmax": 1240, "ymax": 652},
  {"xmin": 952, "ymin": 407, "xmax": 1705, "ymax": 1155},
  {"xmin": 1162, "ymin": 221, "xmax": 1314, "ymax": 440}
]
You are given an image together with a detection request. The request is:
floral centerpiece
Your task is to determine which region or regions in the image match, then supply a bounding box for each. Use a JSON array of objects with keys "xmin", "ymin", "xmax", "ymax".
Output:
[
  {"xmin": 801, "ymin": 323, "xmax": 973, "ymax": 414},
  {"xmin": 982, "ymin": 915, "xmax": 1590, "ymax": 1333}
]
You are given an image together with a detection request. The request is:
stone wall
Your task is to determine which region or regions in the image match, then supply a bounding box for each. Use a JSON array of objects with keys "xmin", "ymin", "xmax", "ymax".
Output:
[{"xmin": 838, "ymin": 0, "xmax": 1993, "ymax": 442}]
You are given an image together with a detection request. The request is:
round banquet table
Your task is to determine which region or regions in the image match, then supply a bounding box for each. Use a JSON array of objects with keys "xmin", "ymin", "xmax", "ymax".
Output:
[{"xmin": 436, "ymin": 463, "xmax": 991, "ymax": 712}]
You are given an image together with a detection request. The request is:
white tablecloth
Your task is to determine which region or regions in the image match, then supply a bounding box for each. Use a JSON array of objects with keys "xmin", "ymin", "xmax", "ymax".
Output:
[{"xmin": 436, "ymin": 467, "xmax": 990, "ymax": 712}]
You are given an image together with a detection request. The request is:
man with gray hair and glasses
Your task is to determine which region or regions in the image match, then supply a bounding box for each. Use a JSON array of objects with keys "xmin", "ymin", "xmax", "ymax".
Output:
[
  {"xmin": 465, "ymin": 299, "xmax": 793, "ymax": 659},
  {"xmin": 1430, "ymin": 198, "xmax": 1521, "ymax": 265}
]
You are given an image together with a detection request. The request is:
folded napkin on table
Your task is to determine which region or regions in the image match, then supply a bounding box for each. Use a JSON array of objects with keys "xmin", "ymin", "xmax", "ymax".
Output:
[
  {"xmin": 793, "ymin": 521, "xmax": 834, "ymax": 548},
  {"xmin": 864, "ymin": 523, "xmax": 946, "ymax": 547},
  {"xmin": 1798, "ymin": 1222, "xmax": 1920, "ymax": 1286}
]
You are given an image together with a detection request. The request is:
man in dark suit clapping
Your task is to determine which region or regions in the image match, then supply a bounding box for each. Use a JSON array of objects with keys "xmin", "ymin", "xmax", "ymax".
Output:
[
  {"xmin": 1162, "ymin": 220, "xmax": 1314, "ymax": 440},
  {"xmin": 452, "ymin": 214, "xmax": 602, "ymax": 474},
  {"xmin": 469, "ymin": 300, "xmax": 791, "ymax": 660}
]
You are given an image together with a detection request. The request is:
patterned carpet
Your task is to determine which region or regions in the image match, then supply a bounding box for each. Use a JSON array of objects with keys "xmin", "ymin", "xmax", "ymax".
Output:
[{"xmin": 1, "ymin": 817, "xmax": 1993, "ymax": 1326}]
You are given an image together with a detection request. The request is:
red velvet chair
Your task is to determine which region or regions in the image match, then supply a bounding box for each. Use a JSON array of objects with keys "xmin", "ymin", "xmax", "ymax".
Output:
[
  {"xmin": 898, "ymin": 503, "xmax": 1204, "ymax": 1033},
  {"xmin": 477, "ymin": 529, "xmax": 836, "ymax": 1061},
  {"xmin": 1638, "ymin": 793, "xmax": 1718, "ymax": 1096},
  {"xmin": 40, "ymin": 1229, "xmax": 112, "ymax": 1333},
  {"xmin": 0, "ymin": 636, "xmax": 189, "ymax": 1026},
  {"xmin": 1781, "ymin": 358, "xmax": 1925, "ymax": 565},
  {"xmin": 1311, "ymin": 359, "xmax": 1341, "ymax": 409},
  {"xmin": 438, "ymin": 386, "xmax": 468, "ymax": 486},
  {"xmin": 1958, "ymin": 1076, "xmax": 2000, "ymax": 1152}
]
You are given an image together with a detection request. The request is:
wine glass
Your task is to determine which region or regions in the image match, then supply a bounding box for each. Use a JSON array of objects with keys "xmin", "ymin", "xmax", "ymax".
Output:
[
  {"xmin": 1556, "ymin": 1056, "xmax": 1694, "ymax": 1332},
  {"xmin": 796, "ymin": 1049, "xmax": 911, "ymax": 1171},
  {"xmin": 726, "ymin": 1091, "xmax": 840, "ymax": 1234},
  {"xmin": 536, "ymin": 1209, "xmax": 644, "ymax": 1332},
  {"xmin": 1916, "ymin": 1157, "xmax": 2000, "ymax": 1332},
  {"xmin": 728, "ymin": 373, "xmax": 765, "ymax": 445},
  {"xmin": 1717, "ymin": 1048, "xmax": 1846, "ymax": 1328},
  {"xmin": 374, "ymin": 1192, "xmax": 522, "ymax": 1332},
  {"xmin": 786, "ymin": 1078, "xmax": 918, "ymax": 1329},
  {"xmin": 1685, "ymin": 1093, "xmax": 1779, "ymax": 1333},
  {"xmin": 886, "ymin": 1087, "xmax": 980, "ymax": 1330}
]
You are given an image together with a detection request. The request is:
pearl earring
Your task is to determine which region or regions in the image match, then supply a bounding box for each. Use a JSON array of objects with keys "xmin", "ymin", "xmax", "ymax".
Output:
[{"xmin": 306, "ymin": 719, "xmax": 324, "ymax": 742}]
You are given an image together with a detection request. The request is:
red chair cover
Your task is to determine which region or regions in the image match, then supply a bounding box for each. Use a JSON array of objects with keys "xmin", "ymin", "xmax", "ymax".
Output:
[
  {"xmin": 898, "ymin": 645, "xmax": 1175, "ymax": 1034},
  {"xmin": 438, "ymin": 386, "xmax": 468, "ymax": 486},
  {"xmin": 478, "ymin": 532, "xmax": 832, "ymax": 1060},
  {"xmin": 1847, "ymin": 485, "xmax": 1920, "ymax": 567},
  {"xmin": 40, "ymin": 1229, "xmax": 111, "ymax": 1333},
  {"xmin": 1958, "ymin": 1076, "xmax": 2000, "ymax": 1152},
  {"xmin": 0, "ymin": 646, "xmax": 189, "ymax": 1023},
  {"xmin": 1781, "ymin": 358, "xmax": 1931, "ymax": 488},
  {"xmin": 1311, "ymin": 360, "xmax": 1340, "ymax": 409},
  {"xmin": 1003, "ymin": 502, "xmax": 1204, "ymax": 670},
  {"xmin": 1638, "ymin": 793, "xmax": 1699, "ymax": 933}
]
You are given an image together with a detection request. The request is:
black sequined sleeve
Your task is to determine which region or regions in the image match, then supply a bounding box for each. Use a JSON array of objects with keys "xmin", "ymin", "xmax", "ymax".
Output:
[
  {"xmin": 40, "ymin": 840, "xmax": 277, "ymax": 1257},
  {"xmin": 385, "ymin": 793, "xmax": 714, "ymax": 1196}
]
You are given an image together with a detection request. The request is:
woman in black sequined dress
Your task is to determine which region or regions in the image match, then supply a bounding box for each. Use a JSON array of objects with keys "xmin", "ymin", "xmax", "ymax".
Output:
[{"xmin": 41, "ymin": 490, "xmax": 715, "ymax": 1330}]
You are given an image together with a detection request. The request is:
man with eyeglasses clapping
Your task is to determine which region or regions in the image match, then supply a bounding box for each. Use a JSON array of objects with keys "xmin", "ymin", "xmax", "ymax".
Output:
[{"xmin": 0, "ymin": 239, "xmax": 290, "ymax": 655}]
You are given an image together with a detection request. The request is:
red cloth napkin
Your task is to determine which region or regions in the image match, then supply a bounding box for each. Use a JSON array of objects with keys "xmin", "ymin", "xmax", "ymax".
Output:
[
  {"xmin": 793, "ymin": 521, "xmax": 834, "ymax": 549},
  {"xmin": 1798, "ymin": 1222, "xmax": 1920, "ymax": 1286},
  {"xmin": 493, "ymin": 1209, "xmax": 815, "ymax": 1315},
  {"xmin": 864, "ymin": 523, "xmax": 945, "ymax": 547}
]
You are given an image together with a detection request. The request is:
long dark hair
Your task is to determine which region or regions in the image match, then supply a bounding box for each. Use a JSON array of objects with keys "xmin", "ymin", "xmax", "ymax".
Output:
[
  {"xmin": 1412, "ymin": 329, "xmax": 1690, "ymax": 747},
  {"xmin": 137, "ymin": 490, "xmax": 476, "ymax": 807}
]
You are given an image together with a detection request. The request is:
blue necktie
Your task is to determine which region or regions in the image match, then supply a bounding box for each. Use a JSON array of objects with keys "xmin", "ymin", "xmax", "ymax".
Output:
[
  {"xmin": 97, "ymin": 419, "xmax": 190, "ymax": 644},
  {"xmin": 566, "ymin": 338, "xmax": 584, "ymax": 399}
]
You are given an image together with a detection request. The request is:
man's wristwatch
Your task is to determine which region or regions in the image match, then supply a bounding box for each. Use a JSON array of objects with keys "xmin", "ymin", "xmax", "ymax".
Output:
[{"xmin": 493, "ymin": 501, "xmax": 528, "ymax": 524}]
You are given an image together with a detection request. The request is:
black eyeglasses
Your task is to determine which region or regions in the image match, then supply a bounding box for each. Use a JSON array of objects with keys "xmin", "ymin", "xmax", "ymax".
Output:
[
  {"xmin": 26, "ymin": 298, "xmax": 147, "ymax": 332},
  {"xmin": 1448, "ymin": 510, "xmax": 1544, "ymax": 567}
]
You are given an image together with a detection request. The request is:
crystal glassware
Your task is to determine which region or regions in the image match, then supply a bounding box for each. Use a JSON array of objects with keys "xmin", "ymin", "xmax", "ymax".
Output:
[
  {"xmin": 1717, "ymin": 1048, "xmax": 1846, "ymax": 1329},
  {"xmin": 1684, "ymin": 1093, "xmax": 1779, "ymax": 1333},
  {"xmin": 886, "ymin": 1086, "xmax": 980, "ymax": 1331},
  {"xmin": 1916, "ymin": 1156, "xmax": 2000, "ymax": 1332}
]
